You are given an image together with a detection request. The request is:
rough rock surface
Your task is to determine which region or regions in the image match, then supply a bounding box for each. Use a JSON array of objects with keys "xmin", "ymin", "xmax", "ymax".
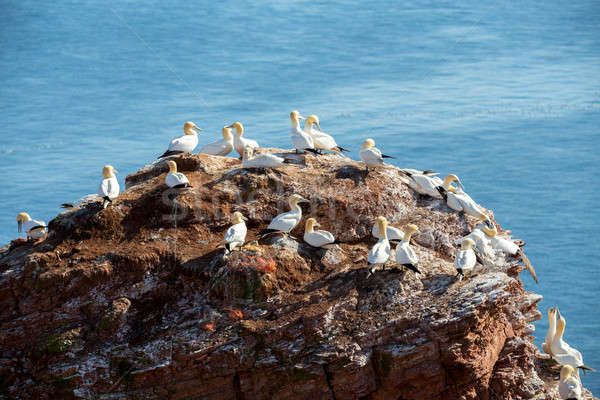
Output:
[{"xmin": 0, "ymin": 150, "xmax": 596, "ymax": 399}]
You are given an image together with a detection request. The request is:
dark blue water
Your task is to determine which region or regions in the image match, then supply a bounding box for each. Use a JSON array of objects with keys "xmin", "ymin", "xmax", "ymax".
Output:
[{"xmin": 1, "ymin": 0, "xmax": 599, "ymax": 393}]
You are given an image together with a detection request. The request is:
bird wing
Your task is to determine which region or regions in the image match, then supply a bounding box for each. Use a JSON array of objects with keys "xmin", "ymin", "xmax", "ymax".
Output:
[
  {"xmin": 409, "ymin": 174, "xmax": 442, "ymax": 198},
  {"xmin": 311, "ymin": 130, "xmax": 337, "ymax": 150},
  {"xmin": 166, "ymin": 172, "xmax": 189, "ymax": 187},
  {"xmin": 225, "ymin": 223, "xmax": 247, "ymax": 244},
  {"xmin": 291, "ymin": 128, "xmax": 314, "ymax": 150},
  {"xmin": 368, "ymin": 239, "xmax": 390, "ymax": 264},
  {"xmin": 446, "ymin": 192, "xmax": 464, "ymax": 211},
  {"xmin": 168, "ymin": 134, "xmax": 197, "ymax": 152},
  {"xmin": 305, "ymin": 230, "xmax": 335, "ymax": 247},
  {"xmin": 200, "ymin": 139, "xmax": 233, "ymax": 156},
  {"xmin": 267, "ymin": 210, "xmax": 300, "ymax": 232},
  {"xmin": 386, "ymin": 226, "xmax": 404, "ymax": 241},
  {"xmin": 456, "ymin": 250, "xmax": 475, "ymax": 271},
  {"xmin": 98, "ymin": 178, "xmax": 111, "ymax": 197},
  {"xmin": 360, "ymin": 148, "xmax": 383, "ymax": 164}
]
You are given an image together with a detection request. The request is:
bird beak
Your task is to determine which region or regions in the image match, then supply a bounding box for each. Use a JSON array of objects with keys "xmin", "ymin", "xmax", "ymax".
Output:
[
  {"xmin": 194, "ymin": 126, "xmax": 203, "ymax": 132},
  {"xmin": 315, "ymin": 123, "xmax": 322, "ymax": 132},
  {"xmin": 226, "ymin": 124, "xmax": 234, "ymax": 128},
  {"xmin": 18, "ymin": 221, "xmax": 22, "ymax": 233},
  {"xmin": 298, "ymin": 197, "xmax": 309, "ymax": 203},
  {"xmin": 242, "ymin": 216, "xmax": 248, "ymax": 221},
  {"xmin": 314, "ymin": 222, "xmax": 321, "ymax": 227},
  {"xmin": 113, "ymin": 169, "xmax": 119, "ymax": 174},
  {"xmin": 298, "ymin": 115, "xmax": 306, "ymax": 120},
  {"xmin": 457, "ymin": 179, "xmax": 465, "ymax": 190}
]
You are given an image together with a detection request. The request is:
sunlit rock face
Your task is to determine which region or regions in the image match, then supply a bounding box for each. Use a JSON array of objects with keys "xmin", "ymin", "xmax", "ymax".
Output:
[{"xmin": 0, "ymin": 151, "xmax": 594, "ymax": 399}]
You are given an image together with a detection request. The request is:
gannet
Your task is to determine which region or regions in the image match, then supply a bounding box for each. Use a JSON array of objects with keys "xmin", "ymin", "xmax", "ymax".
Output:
[
  {"xmin": 289, "ymin": 110, "xmax": 318, "ymax": 154},
  {"xmin": 165, "ymin": 160, "xmax": 191, "ymax": 188},
  {"xmin": 16, "ymin": 212, "xmax": 47, "ymax": 241},
  {"xmin": 550, "ymin": 309, "xmax": 595, "ymax": 375},
  {"xmin": 359, "ymin": 138, "xmax": 394, "ymax": 171},
  {"xmin": 232, "ymin": 122, "xmax": 259, "ymax": 158},
  {"xmin": 462, "ymin": 217, "xmax": 494, "ymax": 264},
  {"xmin": 480, "ymin": 222, "xmax": 538, "ymax": 283},
  {"xmin": 446, "ymin": 184, "xmax": 488, "ymax": 218},
  {"xmin": 559, "ymin": 365, "xmax": 583, "ymax": 399},
  {"xmin": 199, "ymin": 125, "xmax": 234, "ymax": 156},
  {"xmin": 303, "ymin": 218, "xmax": 335, "ymax": 248},
  {"xmin": 367, "ymin": 216, "xmax": 391, "ymax": 276},
  {"xmin": 455, "ymin": 238, "xmax": 476, "ymax": 280},
  {"xmin": 260, "ymin": 194, "xmax": 309, "ymax": 236},
  {"xmin": 401, "ymin": 173, "xmax": 458, "ymax": 199},
  {"xmin": 372, "ymin": 220, "xmax": 404, "ymax": 241},
  {"xmin": 159, "ymin": 121, "xmax": 202, "ymax": 158},
  {"xmin": 98, "ymin": 165, "xmax": 119, "ymax": 208},
  {"xmin": 222, "ymin": 211, "xmax": 248, "ymax": 253},
  {"xmin": 542, "ymin": 307, "xmax": 557, "ymax": 356},
  {"xmin": 303, "ymin": 115, "xmax": 348, "ymax": 153},
  {"xmin": 394, "ymin": 224, "xmax": 420, "ymax": 274},
  {"xmin": 242, "ymin": 146, "xmax": 289, "ymax": 169}
]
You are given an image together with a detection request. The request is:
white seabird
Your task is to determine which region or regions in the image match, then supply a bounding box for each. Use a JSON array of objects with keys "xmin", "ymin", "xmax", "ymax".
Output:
[
  {"xmin": 260, "ymin": 194, "xmax": 309, "ymax": 236},
  {"xmin": 542, "ymin": 307, "xmax": 557, "ymax": 356},
  {"xmin": 359, "ymin": 138, "xmax": 394, "ymax": 171},
  {"xmin": 98, "ymin": 165, "xmax": 120, "ymax": 208},
  {"xmin": 559, "ymin": 365, "xmax": 583, "ymax": 399},
  {"xmin": 199, "ymin": 125, "xmax": 234, "ymax": 156},
  {"xmin": 289, "ymin": 110, "xmax": 317, "ymax": 154},
  {"xmin": 303, "ymin": 115, "xmax": 348, "ymax": 154},
  {"xmin": 16, "ymin": 212, "xmax": 47, "ymax": 241},
  {"xmin": 455, "ymin": 238, "xmax": 476, "ymax": 280},
  {"xmin": 303, "ymin": 218, "xmax": 336, "ymax": 248},
  {"xmin": 232, "ymin": 122, "xmax": 259, "ymax": 158},
  {"xmin": 165, "ymin": 160, "xmax": 191, "ymax": 188},
  {"xmin": 394, "ymin": 224, "xmax": 421, "ymax": 274},
  {"xmin": 372, "ymin": 220, "xmax": 404, "ymax": 241},
  {"xmin": 367, "ymin": 216, "xmax": 391, "ymax": 276},
  {"xmin": 445, "ymin": 183, "xmax": 488, "ymax": 218},
  {"xmin": 479, "ymin": 222, "xmax": 538, "ymax": 283},
  {"xmin": 400, "ymin": 172, "xmax": 457, "ymax": 199},
  {"xmin": 550, "ymin": 309, "xmax": 595, "ymax": 375},
  {"xmin": 159, "ymin": 121, "xmax": 202, "ymax": 158},
  {"xmin": 222, "ymin": 211, "xmax": 248, "ymax": 253},
  {"xmin": 242, "ymin": 146, "xmax": 289, "ymax": 169}
]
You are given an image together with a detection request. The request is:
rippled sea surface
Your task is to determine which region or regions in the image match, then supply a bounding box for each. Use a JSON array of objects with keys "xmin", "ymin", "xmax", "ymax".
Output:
[{"xmin": 1, "ymin": 0, "xmax": 599, "ymax": 393}]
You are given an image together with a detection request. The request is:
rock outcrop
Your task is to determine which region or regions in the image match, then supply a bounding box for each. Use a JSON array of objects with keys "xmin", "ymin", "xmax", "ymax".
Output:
[{"xmin": 0, "ymin": 151, "xmax": 595, "ymax": 399}]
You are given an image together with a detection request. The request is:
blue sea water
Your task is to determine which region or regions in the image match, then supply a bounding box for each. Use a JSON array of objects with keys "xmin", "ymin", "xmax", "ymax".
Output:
[{"xmin": 1, "ymin": 0, "xmax": 599, "ymax": 394}]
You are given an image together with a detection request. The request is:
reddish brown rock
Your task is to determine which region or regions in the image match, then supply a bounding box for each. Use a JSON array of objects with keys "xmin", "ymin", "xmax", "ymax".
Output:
[{"xmin": 0, "ymin": 151, "xmax": 596, "ymax": 399}]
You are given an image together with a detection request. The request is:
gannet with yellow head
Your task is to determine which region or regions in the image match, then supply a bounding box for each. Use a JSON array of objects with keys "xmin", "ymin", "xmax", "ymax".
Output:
[
  {"xmin": 559, "ymin": 365, "xmax": 582, "ymax": 399},
  {"xmin": 551, "ymin": 309, "xmax": 596, "ymax": 376},
  {"xmin": 359, "ymin": 138, "xmax": 394, "ymax": 172},
  {"xmin": 455, "ymin": 238, "xmax": 476, "ymax": 280},
  {"xmin": 165, "ymin": 160, "xmax": 191, "ymax": 188},
  {"xmin": 444, "ymin": 179, "xmax": 488, "ymax": 218},
  {"xmin": 159, "ymin": 121, "xmax": 202, "ymax": 158},
  {"xmin": 303, "ymin": 115, "xmax": 348, "ymax": 153},
  {"xmin": 98, "ymin": 165, "xmax": 120, "ymax": 208},
  {"xmin": 242, "ymin": 146, "xmax": 288, "ymax": 169},
  {"xmin": 303, "ymin": 218, "xmax": 336, "ymax": 248},
  {"xmin": 542, "ymin": 307, "xmax": 557, "ymax": 356},
  {"xmin": 394, "ymin": 224, "xmax": 421, "ymax": 274},
  {"xmin": 16, "ymin": 212, "xmax": 47, "ymax": 241},
  {"xmin": 289, "ymin": 110, "xmax": 317, "ymax": 154},
  {"xmin": 231, "ymin": 122, "xmax": 259, "ymax": 158},
  {"xmin": 199, "ymin": 125, "xmax": 234, "ymax": 156},
  {"xmin": 223, "ymin": 211, "xmax": 248, "ymax": 253},
  {"xmin": 478, "ymin": 219, "xmax": 538, "ymax": 284},
  {"xmin": 367, "ymin": 216, "xmax": 392, "ymax": 276},
  {"xmin": 401, "ymin": 172, "xmax": 459, "ymax": 199},
  {"xmin": 461, "ymin": 214, "xmax": 494, "ymax": 264},
  {"xmin": 260, "ymin": 194, "xmax": 309, "ymax": 236}
]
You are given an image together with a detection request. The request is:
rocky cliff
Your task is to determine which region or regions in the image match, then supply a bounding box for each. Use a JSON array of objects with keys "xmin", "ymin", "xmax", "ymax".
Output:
[{"xmin": 0, "ymin": 151, "xmax": 595, "ymax": 399}]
